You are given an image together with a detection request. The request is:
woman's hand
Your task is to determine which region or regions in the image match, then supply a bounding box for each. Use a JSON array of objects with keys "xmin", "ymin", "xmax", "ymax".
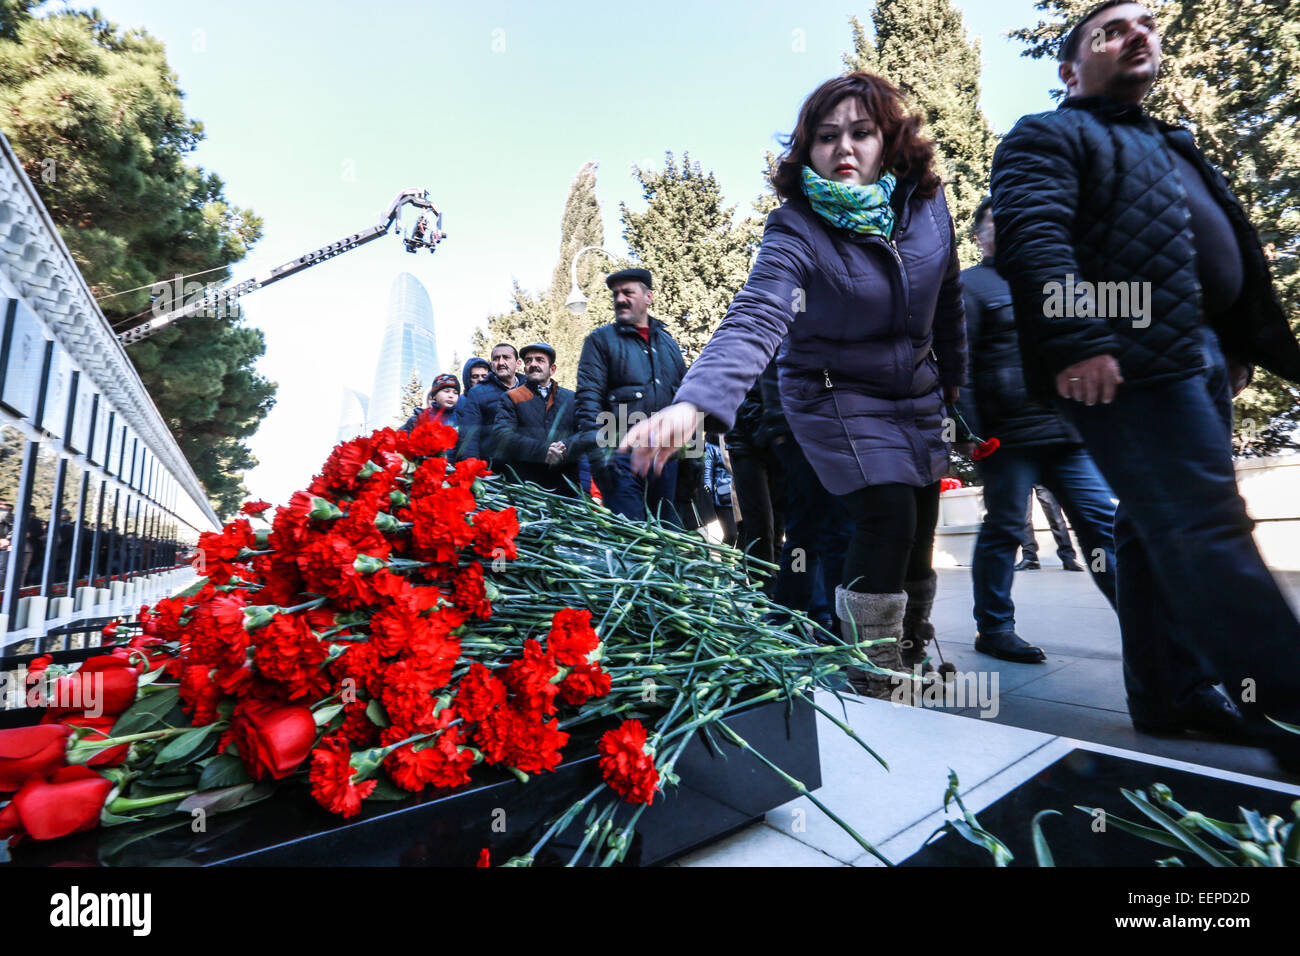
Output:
[{"xmin": 619, "ymin": 402, "xmax": 701, "ymax": 476}]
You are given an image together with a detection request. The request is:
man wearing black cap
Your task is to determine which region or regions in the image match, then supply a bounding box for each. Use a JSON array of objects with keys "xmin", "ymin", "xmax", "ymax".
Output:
[
  {"xmin": 575, "ymin": 268, "xmax": 687, "ymax": 524},
  {"xmin": 492, "ymin": 342, "xmax": 592, "ymax": 495}
]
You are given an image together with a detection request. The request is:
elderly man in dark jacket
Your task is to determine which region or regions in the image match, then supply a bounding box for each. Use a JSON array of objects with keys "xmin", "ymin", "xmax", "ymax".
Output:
[
  {"xmin": 990, "ymin": 0, "xmax": 1300, "ymax": 757},
  {"xmin": 961, "ymin": 198, "xmax": 1119, "ymax": 664},
  {"xmin": 575, "ymin": 268, "xmax": 687, "ymax": 524},
  {"xmin": 455, "ymin": 344, "xmax": 523, "ymax": 467},
  {"xmin": 491, "ymin": 342, "xmax": 592, "ymax": 495}
]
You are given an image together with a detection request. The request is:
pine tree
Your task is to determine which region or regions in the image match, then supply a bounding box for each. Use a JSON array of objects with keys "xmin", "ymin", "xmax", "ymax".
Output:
[
  {"xmin": 1011, "ymin": 0, "xmax": 1300, "ymax": 453},
  {"xmin": 398, "ymin": 369, "xmax": 424, "ymax": 423},
  {"xmin": 0, "ymin": 8, "xmax": 275, "ymax": 517},
  {"xmin": 620, "ymin": 152, "xmax": 754, "ymax": 361},
  {"xmin": 844, "ymin": 0, "xmax": 999, "ymax": 266}
]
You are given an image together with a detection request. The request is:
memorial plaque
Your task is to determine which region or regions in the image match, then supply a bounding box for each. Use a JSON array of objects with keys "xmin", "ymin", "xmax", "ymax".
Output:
[
  {"xmin": 39, "ymin": 342, "xmax": 73, "ymax": 438},
  {"xmin": 0, "ymin": 299, "xmax": 48, "ymax": 420}
]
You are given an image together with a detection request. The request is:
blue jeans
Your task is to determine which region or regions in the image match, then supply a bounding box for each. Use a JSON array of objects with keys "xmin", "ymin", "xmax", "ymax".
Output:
[
  {"xmin": 972, "ymin": 444, "xmax": 1118, "ymax": 635},
  {"xmin": 1059, "ymin": 325, "xmax": 1300, "ymax": 722},
  {"xmin": 594, "ymin": 453, "xmax": 680, "ymax": 526}
]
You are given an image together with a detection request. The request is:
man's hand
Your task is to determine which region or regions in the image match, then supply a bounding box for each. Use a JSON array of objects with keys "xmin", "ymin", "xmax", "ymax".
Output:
[
  {"xmin": 620, "ymin": 402, "xmax": 701, "ymax": 475},
  {"xmin": 1056, "ymin": 354, "xmax": 1123, "ymax": 405},
  {"xmin": 546, "ymin": 441, "xmax": 567, "ymax": 466},
  {"xmin": 944, "ymin": 385, "xmax": 960, "ymax": 404}
]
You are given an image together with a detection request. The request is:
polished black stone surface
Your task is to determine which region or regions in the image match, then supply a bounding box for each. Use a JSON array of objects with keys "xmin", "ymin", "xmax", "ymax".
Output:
[
  {"xmin": 902, "ymin": 748, "xmax": 1296, "ymax": 867},
  {"xmin": 4, "ymin": 696, "xmax": 820, "ymax": 867}
]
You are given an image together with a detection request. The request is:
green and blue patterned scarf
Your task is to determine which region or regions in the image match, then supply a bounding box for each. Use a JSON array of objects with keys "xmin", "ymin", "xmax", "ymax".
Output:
[{"xmin": 800, "ymin": 165, "xmax": 897, "ymax": 239}]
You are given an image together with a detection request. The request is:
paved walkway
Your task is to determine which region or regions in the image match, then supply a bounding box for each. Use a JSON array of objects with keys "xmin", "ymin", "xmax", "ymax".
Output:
[
  {"xmin": 674, "ymin": 564, "xmax": 1300, "ymax": 866},
  {"xmin": 928, "ymin": 565, "xmax": 1300, "ymax": 783}
]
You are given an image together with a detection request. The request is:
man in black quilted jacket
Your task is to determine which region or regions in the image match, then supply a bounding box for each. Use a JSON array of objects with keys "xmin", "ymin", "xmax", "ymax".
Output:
[
  {"xmin": 575, "ymin": 268, "xmax": 688, "ymax": 524},
  {"xmin": 990, "ymin": 0, "xmax": 1300, "ymax": 763}
]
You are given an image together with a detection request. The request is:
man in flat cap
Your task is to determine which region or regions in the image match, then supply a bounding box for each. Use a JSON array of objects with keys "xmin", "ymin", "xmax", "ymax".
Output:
[
  {"xmin": 492, "ymin": 342, "xmax": 593, "ymax": 495},
  {"xmin": 575, "ymin": 268, "xmax": 688, "ymax": 524}
]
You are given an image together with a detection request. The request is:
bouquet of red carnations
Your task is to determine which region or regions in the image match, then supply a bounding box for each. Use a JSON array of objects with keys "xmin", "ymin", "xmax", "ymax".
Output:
[{"xmin": 0, "ymin": 420, "xmax": 889, "ymax": 866}]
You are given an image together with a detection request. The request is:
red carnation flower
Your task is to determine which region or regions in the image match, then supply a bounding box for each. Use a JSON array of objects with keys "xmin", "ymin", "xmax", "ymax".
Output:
[
  {"xmin": 240, "ymin": 499, "xmax": 273, "ymax": 516},
  {"xmin": 502, "ymin": 640, "xmax": 559, "ymax": 718},
  {"xmin": 455, "ymin": 663, "xmax": 507, "ymax": 724},
  {"xmin": 972, "ymin": 437, "xmax": 1000, "ymax": 460},
  {"xmin": 558, "ymin": 663, "xmax": 613, "ymax": 707},
  {"xmin": 179, "ymin": 665, "xmax": 223, "ymax": 726},
  {"xmin": 597, "ymin": 719, "xmax": 660, "ymax": 805},
  {"xmin": 252, "ymin": 613, "xmax": 330, "ymax": 701},
  {"xmin": 382, "ymin": 714, "xmax": 474, "ymax": 791},
  {"xmin": 477, "ymin": 848, "xmax": 490, "ymax": 867},
  {"xmin": 308, "ymin": 736, "xmax": 377, "ymax": 818},
  {"xmin": 451, "ymin": 561, "xmax": 491, "ymax": 619},
  {"xmin": 471, "ymin": 508, "xmax": 519, "ymax": 561},
  {"xmin": 505, "ymin": 716, "xmax": 569, "ymax": 774},
  {"xmin": 546, "ymin": 608, "xmax": 600, "ymax": 667},
  {"xmin": 402, "ymin": 418, "xmax": 459, "ymax": 457}
]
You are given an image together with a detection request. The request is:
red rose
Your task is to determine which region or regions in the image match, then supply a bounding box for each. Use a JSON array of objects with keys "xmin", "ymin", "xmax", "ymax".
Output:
[
  {"xmin": 45, "ymin": 714, "xmax": 128, "ymax": 767},
  {"xmin": 0, "ymin": 765, "xmax": 112, "ymax": 843},
  {"xmin": 43, "ymin": 654, "xmax": 140, "ymax": 720},
  {"xmin": 228, "ymin": 700, "xmax": 317, "ymax": 781},
  {"xmin": 0, "ymin": 725, "xmax": 69, "ymax": 792},
  {"xmin": 597, "ymin": 719, "xmax": 660, "ymax": 805}
]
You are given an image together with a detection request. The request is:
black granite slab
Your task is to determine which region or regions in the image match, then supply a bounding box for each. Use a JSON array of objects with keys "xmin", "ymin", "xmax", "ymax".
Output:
[
  {"xmin": 902, "ymin": 748, "xmax": 1297, "ymax": 866},
  {"xmin": 4, "ymin": 696, "xmax": 820, "ymax": 867}
]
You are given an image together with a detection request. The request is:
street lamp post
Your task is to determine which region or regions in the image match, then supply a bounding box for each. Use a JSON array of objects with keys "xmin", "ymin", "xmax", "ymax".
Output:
[{"xmin": 565, "ymin": 246, "xmax": 621, "ymax": 314}]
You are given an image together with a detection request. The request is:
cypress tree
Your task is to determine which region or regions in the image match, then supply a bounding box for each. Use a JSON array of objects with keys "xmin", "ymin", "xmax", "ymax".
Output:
[
  {"xmin": 844, "ymin": 0, "xmax": 999, "ymax": 266},
  {"xmin": 620, "ymin": 151, "xmax": 753, "ymax": 361}
]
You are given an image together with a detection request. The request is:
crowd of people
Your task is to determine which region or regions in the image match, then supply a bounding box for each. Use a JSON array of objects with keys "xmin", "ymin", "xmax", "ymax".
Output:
[{"xmin": 394, "ymin": 1, "xmax": 1300, "ymax": 768}]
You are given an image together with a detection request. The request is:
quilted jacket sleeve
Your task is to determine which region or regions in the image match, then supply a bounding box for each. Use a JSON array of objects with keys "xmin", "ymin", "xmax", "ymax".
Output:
[
  {"xmin": 673, "ymin": 208, "xmax": 813, "ymax": 433},
  {"xmin": 574, "ymin": 330, "xmax": 608, "ymax": 445},
  {"xmin": 990, "ymin": 112, "xmax": 1124, "ymax": 377}
]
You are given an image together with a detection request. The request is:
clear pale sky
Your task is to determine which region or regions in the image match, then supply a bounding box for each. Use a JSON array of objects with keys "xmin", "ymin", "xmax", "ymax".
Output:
[{"xmin": 90, "ymin": 0, "xmax": 1063, "ymax": 508}]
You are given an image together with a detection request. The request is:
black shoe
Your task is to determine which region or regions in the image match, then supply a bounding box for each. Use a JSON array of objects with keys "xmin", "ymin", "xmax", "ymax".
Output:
[
  {"xmin": 1014, "ymin": 558, "xmax": 1040, "ymax": 571},
  {"xmin": 1061, "ymin": 558, "xmax": 1086, "ymax": 572},
  {"xmin": 975, "ymin": 630, "xmax": 1046, "ymax": 663},
  {"xmin": 1130, "ymin": 685, "xmax": 1247, "ymax": 741}
]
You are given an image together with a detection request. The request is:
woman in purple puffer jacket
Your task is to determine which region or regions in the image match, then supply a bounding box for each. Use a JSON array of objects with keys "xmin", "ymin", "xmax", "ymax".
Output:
[{"xmin": 623, "ymin": 72, "xmax": 967, "ymax": 698}]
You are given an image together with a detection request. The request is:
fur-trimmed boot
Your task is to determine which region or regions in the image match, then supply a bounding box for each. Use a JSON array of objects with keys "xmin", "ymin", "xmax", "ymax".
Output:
[
  {"xmin": 900, "ymin": 571, "xmax": 938, "ymax": 675},
  {"xmin": 834, "ymin": 586, "xmax": 907, "ymax": 700}
]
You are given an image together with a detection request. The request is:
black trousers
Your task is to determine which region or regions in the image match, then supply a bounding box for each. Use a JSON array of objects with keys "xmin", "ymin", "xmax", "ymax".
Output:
[
  {"xmin": 730, "ymin": 447, "xmax": 785, "ymax": 570},
  {"xmin": 834, "ymin": 482, "xmax": 941, "ymax": 594}
]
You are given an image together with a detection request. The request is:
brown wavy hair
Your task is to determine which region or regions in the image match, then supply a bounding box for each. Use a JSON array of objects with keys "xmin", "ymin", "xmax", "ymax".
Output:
[{"xmin": 771, "ymin": 72, "xmax": 941, "ymax": 202}]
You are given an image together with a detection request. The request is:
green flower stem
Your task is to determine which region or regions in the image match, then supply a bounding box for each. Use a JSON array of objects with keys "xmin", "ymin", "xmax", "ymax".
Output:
[{"xmin": 108, "ymin": 789, "xmax": 198, "ymax": 813}]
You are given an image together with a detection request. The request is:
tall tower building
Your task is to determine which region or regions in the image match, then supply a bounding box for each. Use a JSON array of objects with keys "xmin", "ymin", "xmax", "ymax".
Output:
[{"xmin": 366, "ymin": 272, "xmax": 441, "ymax": 430}]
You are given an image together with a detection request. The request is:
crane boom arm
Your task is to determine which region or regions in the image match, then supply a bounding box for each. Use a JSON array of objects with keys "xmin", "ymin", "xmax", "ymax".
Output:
[{"xmin": 116, "ymin": 189, "xmax": 443, "ymax": 345}]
